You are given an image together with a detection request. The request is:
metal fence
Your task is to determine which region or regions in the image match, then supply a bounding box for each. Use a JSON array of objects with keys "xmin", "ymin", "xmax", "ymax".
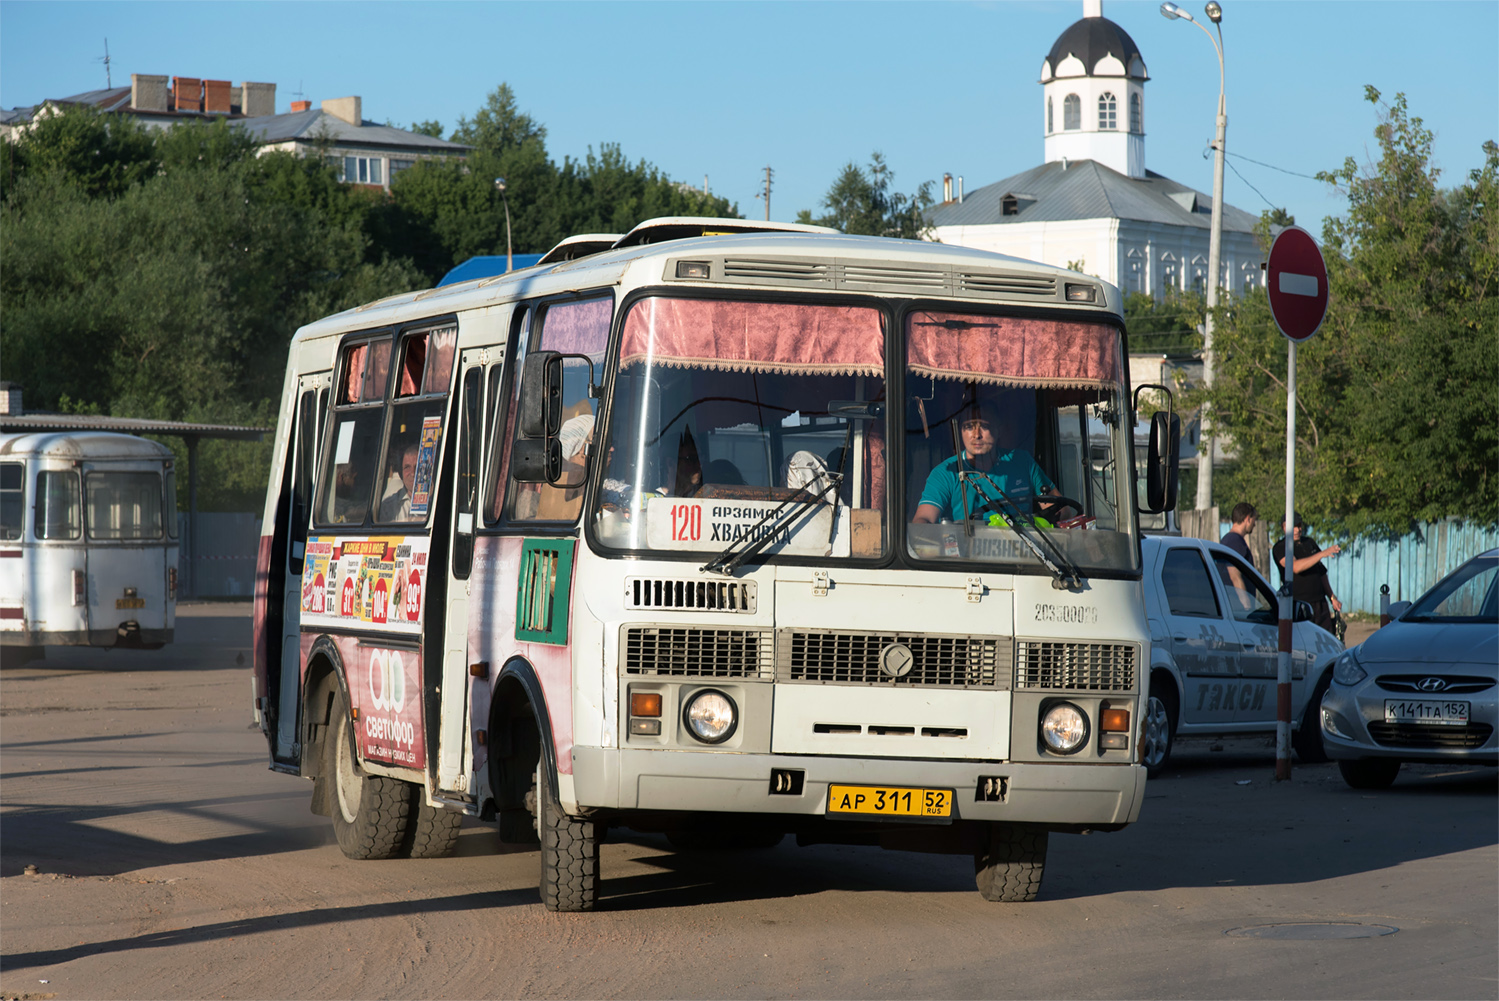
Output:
[{"xmin": 178, "ymin": 512, "xmax": 261, "ymax": 599}]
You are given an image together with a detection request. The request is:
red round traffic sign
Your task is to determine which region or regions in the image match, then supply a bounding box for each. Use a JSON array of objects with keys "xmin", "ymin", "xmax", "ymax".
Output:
[{"xmin": 1266, "ymin": 225, "xmax": 1329, "ymax": 342}]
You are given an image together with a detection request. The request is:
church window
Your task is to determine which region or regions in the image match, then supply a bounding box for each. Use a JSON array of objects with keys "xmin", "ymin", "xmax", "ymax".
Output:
[
  {"xmin": 1130, "ymin": 92, "xmax": 1142, "ymax": 133},
  {"xmin": 1099, "ymin": 93, "xmax": 1117, "ymax": 131},
  {"xmin": 1063, "ymin": 94, "xmax": 1081, "ymax": 131},
  {"xmin": 1047, "ymin": 97, "xmax": 1054, "ymax": 134}
]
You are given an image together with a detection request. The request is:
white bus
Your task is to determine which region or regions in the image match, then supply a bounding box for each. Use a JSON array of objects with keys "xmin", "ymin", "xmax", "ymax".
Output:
[
  {"xmin": 1, "ymin": 431, "xmax": 178, "ymax": 665},
  {"xmin": 253, "ymin": 219, "xmax": 1179, "ymax": 908}
]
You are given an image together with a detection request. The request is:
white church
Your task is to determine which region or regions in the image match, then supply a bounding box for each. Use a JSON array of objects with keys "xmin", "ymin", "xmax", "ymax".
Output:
[{"xmin": 928, "ymin": 0, "xmax": 1263, "ymax": 300}]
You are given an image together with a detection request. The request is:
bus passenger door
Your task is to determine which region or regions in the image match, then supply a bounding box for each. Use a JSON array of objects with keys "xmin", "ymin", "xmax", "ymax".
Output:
[
  {"xmin": 275, "ymin": 374, "xmax": 328, "ymax": 762},
  {"xmin": 436, "ymin": 352, "xmax": 491, "ymax": 794}
]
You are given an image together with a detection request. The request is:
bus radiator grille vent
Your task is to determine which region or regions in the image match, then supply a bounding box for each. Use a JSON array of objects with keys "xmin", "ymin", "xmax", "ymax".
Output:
[
  {"xmin": 1013, "ymin": 641, "xmax": 1136, "ymax": 691},
  {"xmin": 780, "ymin": 631, "xmax": 1010, "ymax": 689},
  {"xmin": 721, "ymin": 259, "xmax": 833, "ymax": 285},
  {"xmin": 625, "ymin": 577, "xmax": 756, "ymax": 613},
  {"xmin": 957, "ymin": 273, "xmax": 1058, "ymax": 298},
  {"xmin": 1367, "ymin": 722, "xmax": 1493, "ymax": 750},
  {"xmin": 622, "ymin": 626, "xmax": 774, "ymax": 679}
]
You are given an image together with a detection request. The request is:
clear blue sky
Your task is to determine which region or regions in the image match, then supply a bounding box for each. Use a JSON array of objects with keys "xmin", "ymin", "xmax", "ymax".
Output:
[{"xmin": 3, "ymin": 0, "xmax": 1495, "ymax": 239}]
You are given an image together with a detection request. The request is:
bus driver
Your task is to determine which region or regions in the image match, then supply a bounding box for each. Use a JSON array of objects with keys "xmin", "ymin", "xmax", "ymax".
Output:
[{"xmin": 911, "ymin": 402, "xmax": 1071, "ymax": 525}]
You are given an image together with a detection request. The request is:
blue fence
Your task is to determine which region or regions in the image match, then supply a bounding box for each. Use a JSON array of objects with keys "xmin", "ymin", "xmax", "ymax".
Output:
[{"xmin": 1221, "ymin": 517, "xmax": 1499, "ymax": 615}]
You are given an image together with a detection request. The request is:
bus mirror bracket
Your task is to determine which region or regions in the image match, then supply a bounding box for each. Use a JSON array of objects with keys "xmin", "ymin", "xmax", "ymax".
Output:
[{"xmin": 1133, "ymin": 384, "xmax": 1180, "ymax": 515}]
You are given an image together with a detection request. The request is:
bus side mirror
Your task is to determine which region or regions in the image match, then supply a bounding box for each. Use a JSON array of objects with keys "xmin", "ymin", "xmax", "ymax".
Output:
[
  {"xmin": 1143, "ymin": 410, "xmax": 1181, "ymax": 514},
  {"xmin": 511, "ymin": 438, "xmax": 561, "ymax": 484},
  {"xmin": 518, "ymin": 351, "xmax": 563, "ymax": 439}
]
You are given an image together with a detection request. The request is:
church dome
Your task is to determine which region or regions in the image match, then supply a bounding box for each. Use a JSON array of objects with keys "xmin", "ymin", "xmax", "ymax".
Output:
[{"xmin": 1045, "ymin": 17, "xmax": 1147, "ymax": 78}]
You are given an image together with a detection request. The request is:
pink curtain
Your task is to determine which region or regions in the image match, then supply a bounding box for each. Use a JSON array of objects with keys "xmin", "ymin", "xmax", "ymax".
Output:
[
  {"xmin": 906, "ymin": 311, "xmax": 1121, "ymax": 389},
  {"xmin": 540, "ymin": 297, "xmax": 613, "ymax": 358},
  {"xmin": 620, "ymin": 298, "xmax": 884, "ymax": 376}
]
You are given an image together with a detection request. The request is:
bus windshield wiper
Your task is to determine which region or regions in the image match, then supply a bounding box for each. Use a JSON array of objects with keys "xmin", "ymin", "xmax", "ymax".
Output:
[
  {"xmin": 958, "ymin": 469, "xmax": 1085, "ymax": 590},
  {"xmin": 699, "ymin": 474, "xmax": 842, "ymax": 577}
]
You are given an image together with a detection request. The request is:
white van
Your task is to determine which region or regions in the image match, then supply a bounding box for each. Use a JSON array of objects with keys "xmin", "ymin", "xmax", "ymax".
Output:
[{"xmin": 1, "ymin": 431, "xmax": 178, "ymax": 664}]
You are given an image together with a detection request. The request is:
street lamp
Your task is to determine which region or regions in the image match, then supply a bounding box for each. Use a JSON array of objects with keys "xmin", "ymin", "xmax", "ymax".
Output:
[
  {"xmin": 493, "ymin": 177, "xmax": 514, "ymax": 273},
  {"xmin": 1162, "ymin": 1, "xmax": 1227, "ymax": 512}
]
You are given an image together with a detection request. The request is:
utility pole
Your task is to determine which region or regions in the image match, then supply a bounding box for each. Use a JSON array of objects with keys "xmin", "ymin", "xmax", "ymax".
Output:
[{"xmin": 754, "ymin": 165, "xmax": 774, "ymax": 221}]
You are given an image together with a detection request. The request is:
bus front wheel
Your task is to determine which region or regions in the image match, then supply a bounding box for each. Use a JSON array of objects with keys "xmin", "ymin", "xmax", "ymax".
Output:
[
  {"xmin": 537, "ymin": 759, "xmax": 599, "ymax": 912},
  {"xmin": 327, "ymin": 694, "xmax": 411, "ymax": 860},
  {"xmin": 975, "ymin": 823, "xmax": 1048, "ymax": 902}
]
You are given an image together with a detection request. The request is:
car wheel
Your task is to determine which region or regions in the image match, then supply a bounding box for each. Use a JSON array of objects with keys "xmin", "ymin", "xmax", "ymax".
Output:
[
  {"xmin": 1294, "ymin": 672, "xmax": 1332, "ymax": 764},
  {"xmin": 1338, "ymin": 758, "xmax": 1401, "ymax": 790},
  {"xmin": 537, "ymin": 754, "xmax": 599, "ymax": 912},
  {"xmin": 326, "ymin": 693, "xmax": 412, "ymax": 859},
  {"xmin": 1141, "ymin": 687, "xmax": 1177, "ymax": 779},
  {"xmin": 974, "ymin": 823, "xmax": 1048, "ymax": 902}
]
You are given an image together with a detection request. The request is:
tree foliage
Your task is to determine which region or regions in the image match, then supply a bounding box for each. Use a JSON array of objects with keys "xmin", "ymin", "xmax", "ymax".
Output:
[
  {"xmin": 798, "ymin": 152, "xmax": 933, "ymax": 238},
  {"xmin": 1191, "ymin": 88, "xmax": 1497, "ymax": 536}
]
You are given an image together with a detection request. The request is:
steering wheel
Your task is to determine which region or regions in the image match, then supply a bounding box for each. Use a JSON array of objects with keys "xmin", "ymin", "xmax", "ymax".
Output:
[{"xmin": 1036, "ymin": 495, "xmax": 1085, "ymax": 522}]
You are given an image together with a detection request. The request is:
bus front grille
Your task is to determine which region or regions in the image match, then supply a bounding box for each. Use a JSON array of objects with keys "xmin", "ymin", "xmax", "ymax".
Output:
[
  {"xmin": 625, "ymin": 577, "xmax": 756, "ymax": 613},
  {"xmin": 779, "ymin": 631, "xmax": 1010, "ymax": 689},
  {"xmin": 1013, "ymin": 641, "xmax": 1137, "ymax": 691},
  {"xmin": 622, "ymin": 626, "xmax": 774, "ymax": 679}
]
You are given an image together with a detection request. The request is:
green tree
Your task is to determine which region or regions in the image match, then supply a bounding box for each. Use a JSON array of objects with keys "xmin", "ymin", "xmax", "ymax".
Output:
[
  {"xmin": 801, "ymin": 152, "xmax": 933, "ymax": 238},
  {"xmin": 1193, "ymin": 88, "xmax": 1498, "ymax": 535},
  {"xmin": 1, "ymin": 103, "xmax": 158, "ymax": 203}
]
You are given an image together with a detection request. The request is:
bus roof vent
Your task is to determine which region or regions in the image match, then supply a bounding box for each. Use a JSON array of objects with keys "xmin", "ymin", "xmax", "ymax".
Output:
[
  {"xmin": 720, "ymin": 258, "xmax": 833, "ymax": 286},
  {"xmin": 626, "ymin": 577, "xmax": 757, "ymax": 613},
  {"xmin": 840, "ymin": 263, "xmax": 950, "ymax": 294},
  {"xmin": 957, "ymin": 271, "xmax": 1059, "ymax": 299}
]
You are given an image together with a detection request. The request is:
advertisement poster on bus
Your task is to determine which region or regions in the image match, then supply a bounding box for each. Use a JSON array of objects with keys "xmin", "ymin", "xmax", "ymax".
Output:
[
  {"xmin": 411, "ymin": 416, "xmax": 441, "ymax": 517},
  {"xmin": 301, "ymin": 535, "xmax": 428, "ymax": 631},
  {"xmin": 352, "ymin": 643, "xmax": 425, "ymax": 768}
]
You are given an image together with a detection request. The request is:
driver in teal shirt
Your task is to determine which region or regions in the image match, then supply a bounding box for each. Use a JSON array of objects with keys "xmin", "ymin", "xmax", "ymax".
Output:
[{"xmin": 912, "ymin": 404, "xmax": 1070, "ymax": 524}]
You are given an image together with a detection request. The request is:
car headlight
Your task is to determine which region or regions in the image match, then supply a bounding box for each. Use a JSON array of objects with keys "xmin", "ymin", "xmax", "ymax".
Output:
[
  {"xmin": 1041, "ymin": 702, "xmax": 1090, "ymax": 754},
  {"xmin": 683, "ymin": 689, "xmax": 737, "ymax": 744},
  {"xmin": 1332, "ymin": 648, "xmax": 1366, "ymax": 686}
]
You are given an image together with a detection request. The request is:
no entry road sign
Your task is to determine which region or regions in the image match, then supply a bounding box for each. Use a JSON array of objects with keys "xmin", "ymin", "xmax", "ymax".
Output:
[{"xmin": 1267, "ymin": 225, "xmax": 1329, "ymax": 341}]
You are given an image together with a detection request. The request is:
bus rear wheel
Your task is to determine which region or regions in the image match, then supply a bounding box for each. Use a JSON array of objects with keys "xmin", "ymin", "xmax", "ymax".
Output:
[
  {"xmin": 975, "ymin": 823, "xmax": 1048, "ymax": 902},
  {"xmin": 537, "ymin": 759, "xmax": 599, "ymax": 912},
  {"xmin": 402, "ymin": 791, "xmax": 462, "ymax": 859},
  {"xmin": 327, "ymin": 694, "xmax": 411, "ymax": 860}
]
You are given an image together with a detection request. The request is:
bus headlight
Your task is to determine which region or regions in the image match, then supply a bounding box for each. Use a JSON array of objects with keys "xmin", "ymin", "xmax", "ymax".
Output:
[
  {"xmin": 683, "ymin": 689, "xmax": 737, "ymax": 744},
  {"xmin": 1041, "ymin": 702, "xmax": 1089, "ymax": 754}
]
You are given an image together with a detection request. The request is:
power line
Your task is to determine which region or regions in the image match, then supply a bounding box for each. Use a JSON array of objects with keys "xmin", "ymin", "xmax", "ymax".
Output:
[{"xmin": 1211, "ymin": 143, "xmax": 1323, "ymax": 181}]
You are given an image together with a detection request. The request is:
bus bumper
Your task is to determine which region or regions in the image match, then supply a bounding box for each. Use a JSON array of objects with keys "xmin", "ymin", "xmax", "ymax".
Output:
[{"xmin": 569, "ymin": 746, "xmax": 1145, "ymax": 828}]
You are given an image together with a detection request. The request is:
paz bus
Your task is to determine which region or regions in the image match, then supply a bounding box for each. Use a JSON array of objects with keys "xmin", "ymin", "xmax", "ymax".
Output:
[
  {"xmin": 252, "ymin": 218, "xmax": 1180, "ymax": 909},
  {"xmin": 2, "ymin": 430, "xmax": 178, "ymax": 665}
]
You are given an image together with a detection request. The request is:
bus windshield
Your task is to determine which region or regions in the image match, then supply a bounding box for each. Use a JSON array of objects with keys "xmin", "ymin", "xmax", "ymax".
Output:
[
  {"xmin": 593, "ymin": 296, "xmax": 888, "ymax": 561},
  {"xmin": 903, "ymin": 310, "xmax": 1138, "ymax": 574}
]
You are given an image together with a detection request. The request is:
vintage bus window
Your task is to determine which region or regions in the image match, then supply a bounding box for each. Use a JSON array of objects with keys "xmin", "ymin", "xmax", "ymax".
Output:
[
  {"xmin": 0, "ymin": 463, "xmax": 23, "ymax": 541},
  {"xmin": 452, "ymin": 366, "xmax": 484, "ymax": 578},
  {"xmin": 86, "ymin": 472, "xmax": 164, "ymax": 540},
  {"xmin": 319, "ymin": 337, "xmax": 391, "ymax": 526},
  {"xmin": 593, "ymin": 297, "xmax": 888, "ymax": 560},
  {"xmin": 35, "ymin": 471, "xmax": 81, "ymax": 540},
  {"xmin": 500, "ymin": 298, "xmax": 611, "ymax": 524},
  {"xmin": 164, "ymin": 468, "xmax": 179, "ymax": 539},
  {"xmin": 903, "ymin": 311, "xmax": 1138, "ymax": 573},
  {"xmin": 376, "ymin": 325, "xmax": 456, "ymax": 525}
]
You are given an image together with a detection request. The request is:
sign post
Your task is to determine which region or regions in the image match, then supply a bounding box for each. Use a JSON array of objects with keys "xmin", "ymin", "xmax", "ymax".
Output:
[{"xmin": 1266, "ymin": 225, "xmax": 1329, "ymax": 781}]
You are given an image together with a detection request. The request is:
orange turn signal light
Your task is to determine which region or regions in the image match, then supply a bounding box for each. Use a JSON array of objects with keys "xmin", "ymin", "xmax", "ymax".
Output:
[
  {"xmin": 1100, "ymin": 708, "xmax": 1130, "ymax": 733},
  {"xmin": 630, "ymin": 692, "xmax": 662, "ymax": 718}
]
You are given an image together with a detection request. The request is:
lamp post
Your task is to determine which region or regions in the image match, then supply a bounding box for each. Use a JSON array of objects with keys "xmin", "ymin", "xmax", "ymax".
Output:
[
  {"xmin": 493, "ymin": 177, "xmax": 514, "ymax": 273},
  {"xmin": 1161, "ymin": 1, "xmax": 1226, "ymax": 512}
]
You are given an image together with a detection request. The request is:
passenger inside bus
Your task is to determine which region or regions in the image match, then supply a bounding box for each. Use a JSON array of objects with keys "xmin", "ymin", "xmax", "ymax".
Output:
[{"xmin": 378, "ymin": 443, "xmax": 419, "ymax": 522}]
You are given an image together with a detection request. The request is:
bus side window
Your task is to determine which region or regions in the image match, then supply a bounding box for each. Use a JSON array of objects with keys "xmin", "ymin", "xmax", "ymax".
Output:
[
  {"xmin": 487, "ymin": 307, "xmax": 530, "ymax": 525},
  {"xmin": 452, "ymin": 366, "xmax": 484, "ymax": 579},
  {"xmin": 36, "ymin": 470, "xmax": 81, "ymax": 540},
  {"xmin": 288, "ymin": 389, "xmax": 318, "ymax": 570},
  {"xmin": 499, "ymin": 297, "xmax": 610, "ymax": 524},
  {"xmin": 318, "ymin": 336, "xmax": 391, "ymax": 527},
  {"xmin": 375, "ymin": 325, "xmax": 455, "ymax": 526},
  {"xmin": 0, "ymin": 462, "xmax": 23, "ymax": 541}
]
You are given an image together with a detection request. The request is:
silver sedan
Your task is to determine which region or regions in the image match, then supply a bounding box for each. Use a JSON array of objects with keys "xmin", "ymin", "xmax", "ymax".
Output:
[{"xmin": 1321, "ymin": 548, "xmax": 1498, "ymax": 788}]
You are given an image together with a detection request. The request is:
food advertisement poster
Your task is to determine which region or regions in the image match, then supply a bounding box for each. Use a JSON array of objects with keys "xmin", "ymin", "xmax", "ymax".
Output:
[{"xmin": 301, "ymin": 535, "xmax": 428, "ymax": 632}]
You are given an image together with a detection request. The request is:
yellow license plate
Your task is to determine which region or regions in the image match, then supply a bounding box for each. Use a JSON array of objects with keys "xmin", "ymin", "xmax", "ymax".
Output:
[
  {"xmin": 827, "ymin": 784, "xmax": 952, "ymax": 818},
  {"xmin": 115, "ymin": 597, "xmax": 145, "ymax": 609}
]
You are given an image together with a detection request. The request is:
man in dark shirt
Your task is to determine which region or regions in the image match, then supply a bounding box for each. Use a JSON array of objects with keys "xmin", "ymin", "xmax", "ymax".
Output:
[
  {"xmin": 1274, "ymin": 512, "xmax": 1343, "ymax": 634},
  {"xmin": 1220, "ymin": 502, "xmax": 1258, "ymax": 570}
]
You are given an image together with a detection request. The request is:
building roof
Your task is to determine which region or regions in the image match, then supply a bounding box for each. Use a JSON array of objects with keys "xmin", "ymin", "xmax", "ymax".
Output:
[
  {"xmin": 1046, "ymin": 16, "xmax": 1145, "ymax": 75},
  {"xmin": 233, "ymin": 109, "xmax": 470, "ymax": 152},
  {"xmin": 926, "ymin": 158, "xmax": 1258, "ymax": 233}
]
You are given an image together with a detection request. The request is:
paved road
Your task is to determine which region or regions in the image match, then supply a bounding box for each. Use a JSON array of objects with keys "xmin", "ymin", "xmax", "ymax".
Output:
[{"xmin": 2, "ymin": 605, "xmax": 1494, "ymax": 1000}]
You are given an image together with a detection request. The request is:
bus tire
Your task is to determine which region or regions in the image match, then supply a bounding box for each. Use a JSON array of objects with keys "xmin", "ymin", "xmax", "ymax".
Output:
[
  {"xmin": 326, "ymin": 694, "xmax": 411, "ymax": 860},
  {"xmin": 537, "ymin": 759, "xmax": 598, "ymax": 912},
  {"xmin": 974, "ymin": 823, "xmax": 1047, "ymax": 902},
  {"xmin": 403, "ymin": 789, "xmax": 462, "ymax": 859}
]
